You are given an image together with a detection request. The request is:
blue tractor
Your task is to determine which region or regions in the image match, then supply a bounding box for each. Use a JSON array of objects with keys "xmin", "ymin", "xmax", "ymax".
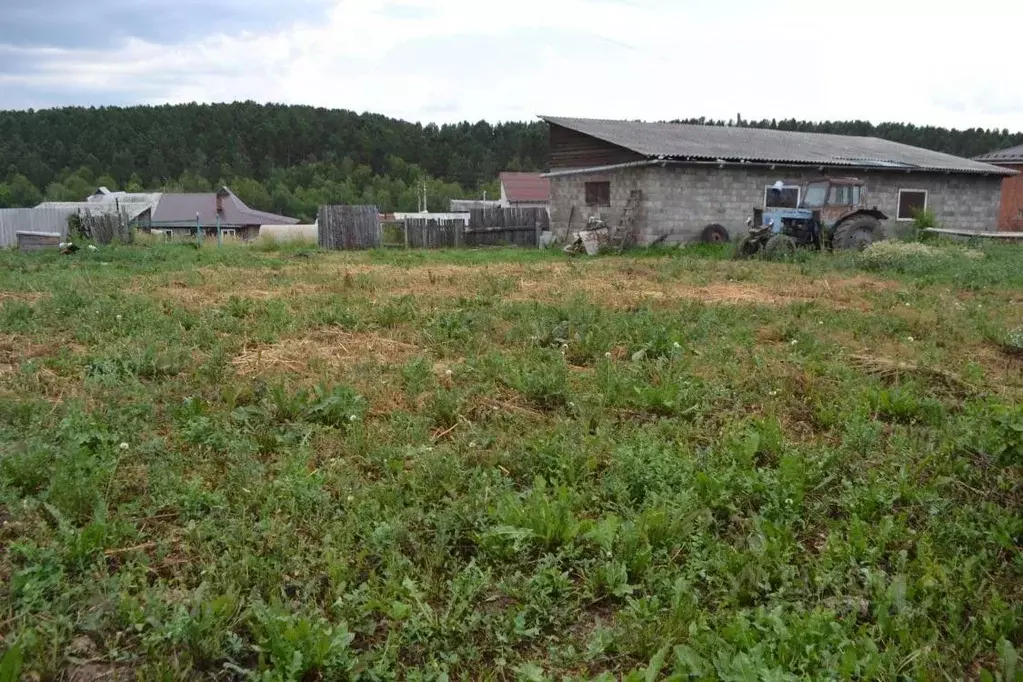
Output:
[{"xmin": 735, "ymin": 177, "xmax": 888, "ymax": 259}]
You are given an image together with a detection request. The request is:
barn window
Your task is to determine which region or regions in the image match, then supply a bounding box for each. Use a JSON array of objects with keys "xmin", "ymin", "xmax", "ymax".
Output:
[
  {"xmin": 897, "ymin": 189, "xmax": 928, "ymax": 221},
  {"xmin": 764, "ymin": 184, "xmax": 800, "ymax": 208},
  {"xmin": 585, "ymin": 181, "xmax": 611, "ymax": 207}
]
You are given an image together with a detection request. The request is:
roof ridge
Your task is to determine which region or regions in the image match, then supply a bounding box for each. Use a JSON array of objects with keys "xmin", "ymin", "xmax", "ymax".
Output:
[{"xmin": 540, "ymin": 115, "xmax": 1012, "ymax": 176}]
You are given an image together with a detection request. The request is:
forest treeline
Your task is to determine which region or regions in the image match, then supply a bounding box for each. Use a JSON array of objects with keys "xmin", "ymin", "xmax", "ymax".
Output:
[{"xmin": 0, "ymin": 102, "xmax": 1018, "ymax": 221}]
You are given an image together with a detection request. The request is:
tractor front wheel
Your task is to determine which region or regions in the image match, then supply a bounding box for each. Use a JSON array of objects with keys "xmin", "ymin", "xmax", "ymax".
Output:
[
  {"xmin": 832, "ymin": 214, "xmax": 881, "ymax": 251},
  {"xmin": 734, "ymin": 235, "xmax": 761, "ymax": 259},
  {"xmin": 764, "ymin": 234, "xmax": 797, "ymax": 260}
]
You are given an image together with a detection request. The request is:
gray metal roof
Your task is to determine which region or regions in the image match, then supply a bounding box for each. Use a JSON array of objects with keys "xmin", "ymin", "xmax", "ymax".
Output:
[
  {"xmin": 543, "ymin": 116, "xmax": 1014, "ymax": 176},
  {"xmin": 974, "ymin": 143, "xmax": 1023, "ymax": 164},
  {"xmin": 36, "ymin": 195, "xmax": 160, "ymax": 221},
  {"xmin": 150, "ymin": 188, "xmax": 298, "ymax": 227}
]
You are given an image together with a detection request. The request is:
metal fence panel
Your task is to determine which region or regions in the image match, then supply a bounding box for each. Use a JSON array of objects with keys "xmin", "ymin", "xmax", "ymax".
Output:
[{"xmin": 0, "ymin": 209, "xmax": 71, "ymax": 247}]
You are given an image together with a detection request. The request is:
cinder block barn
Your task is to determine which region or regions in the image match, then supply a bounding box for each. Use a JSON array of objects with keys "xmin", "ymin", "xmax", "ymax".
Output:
[{"xmin": 542, "ymin": 116, "xmax": 1014, "ymax": 244}]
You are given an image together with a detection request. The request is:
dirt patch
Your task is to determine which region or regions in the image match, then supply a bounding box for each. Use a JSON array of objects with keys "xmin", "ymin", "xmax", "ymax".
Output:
[
  {"xmin": 135, "ymin": 257, "xmax": 900, "ymax": 313},
  {"xmin": 0, "ymin": 334, "xmax": 67, "ymax": 376},
  {"xmin": 0, "ymin": 291, "xmax": 47, "ymax": 304},
  {"xmin": 232, "ymin": 328, "xmax": 423, "ymax": 378}
]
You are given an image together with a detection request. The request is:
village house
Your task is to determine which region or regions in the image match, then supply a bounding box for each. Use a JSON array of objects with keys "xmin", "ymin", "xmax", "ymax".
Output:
[
  {"xmin": 139, "ymin": 187, "xmax": 297, "ymax": 240},
  {"xmin": 542, "ymin": 116, "xmax": 1014, "ymax": 245},
  {"xmin": 498, "ymin": 172, "xmax": 550, "ymax": 211},
  {"xmin": 974, "ymin": 143, "xmax": 1023, "ymax": 231}
]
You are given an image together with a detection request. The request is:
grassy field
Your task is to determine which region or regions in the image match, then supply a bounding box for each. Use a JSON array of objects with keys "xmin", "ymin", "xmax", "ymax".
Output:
[{"xmin": 0, "ymin": 240, "xmax": 1020, "ymax": 681}]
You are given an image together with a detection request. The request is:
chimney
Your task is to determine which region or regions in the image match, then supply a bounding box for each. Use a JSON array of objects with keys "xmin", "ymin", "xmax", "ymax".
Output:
[{"xmin": 216, "ymin": 192, "xmax": 224, "ymax": 215}]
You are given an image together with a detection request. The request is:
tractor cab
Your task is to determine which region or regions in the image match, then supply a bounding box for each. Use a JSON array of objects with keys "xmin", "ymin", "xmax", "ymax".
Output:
[{"xmin": 800, "ymin": 177, "xmax": 867, "ymax": 223}]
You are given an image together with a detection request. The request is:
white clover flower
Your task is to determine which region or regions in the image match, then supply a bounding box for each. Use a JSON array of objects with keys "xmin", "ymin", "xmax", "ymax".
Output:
[
  {"xmin": 604, "ymin": 352, "xmax": 612, "ymax": 359},
  {"xmin": 672, "ymin": 342, "xmax": 681, "ymax": 349},
  {"xmin": 115, "ymin": 314, "xmax": 122, "ymax": 322},
  {"xmin": 790, "ymin": 339, "xmax": 799, "ymax": 346},
  {"xmin": 469, "ymin": 441, "xmax": 477, "ymax": 448},
  {"xmin": 346, "ymin": 495, "xmax": 355, "ymax": 503},
  {"xmin": 119, "ymin": 442, "xmax": 129, "ymax": 450},
  {"xmin": 349, "ymin": 414, "xmax": 358, "ymax": 422},
  {"xmin": 445, "ymin": 369, "xmax": 453, "ymax": 377},
  {"xmin": 907, "ymin": 336, "xmax": 914, "ymax": 342},
  {"xmin": 785, "ymin": 498, "xmax": 794, "ymax": 505}
]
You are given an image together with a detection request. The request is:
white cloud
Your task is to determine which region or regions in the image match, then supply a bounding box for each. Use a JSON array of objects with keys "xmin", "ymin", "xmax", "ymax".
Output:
[{"xmin": 3, "ymin": 0, "xmax": 1023, "ymax": 131}]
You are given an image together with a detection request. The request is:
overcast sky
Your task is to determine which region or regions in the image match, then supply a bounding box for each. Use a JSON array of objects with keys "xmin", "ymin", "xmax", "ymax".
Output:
[{"xmin": 2, "ymin": 0, "xmax": 1022, "ymax": 131}]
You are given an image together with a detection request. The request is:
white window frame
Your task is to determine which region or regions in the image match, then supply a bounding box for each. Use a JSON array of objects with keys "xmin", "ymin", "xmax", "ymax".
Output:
[
  {"xmin": 764, "ymin": 184, "xmax": 801, "ymax": 208},
  {"xmin": 897, "ymin": 189, "xmax": 928, "ymax": 222},
  {"xmin": 221, "ymin": 228, "xmax": 237, "ymax": 239},
  {"xmin": 162, "ymin": 229, "xmax": 173, "ymax": 240}
]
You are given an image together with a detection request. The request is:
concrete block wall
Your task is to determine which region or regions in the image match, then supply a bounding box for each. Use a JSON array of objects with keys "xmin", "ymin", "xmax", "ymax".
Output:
[
  {"xmin": 549, "ymin": 167, "xmax": 647, "ymax": 240},
  {"xmin": 550, "ymin": 165, "xmax": 1004, "ymax": 245}
]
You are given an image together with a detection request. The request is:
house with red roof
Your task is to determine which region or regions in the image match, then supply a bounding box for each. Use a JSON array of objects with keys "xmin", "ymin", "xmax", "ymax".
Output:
[{"xmin": 498, "ymin": 172, "xmax": 550, "ymax": 212}]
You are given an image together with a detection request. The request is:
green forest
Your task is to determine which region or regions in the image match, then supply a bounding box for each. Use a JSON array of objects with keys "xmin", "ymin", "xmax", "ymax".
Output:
[{"xmin": 0, "ymin": 101, "xmax": 1020, "ymax": 221}]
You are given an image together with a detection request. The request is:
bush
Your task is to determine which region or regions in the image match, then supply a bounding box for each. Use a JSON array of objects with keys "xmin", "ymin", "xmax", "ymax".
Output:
[{"xmin": 912, "ymin": 207, "xmax": 939, "ymax": 231}]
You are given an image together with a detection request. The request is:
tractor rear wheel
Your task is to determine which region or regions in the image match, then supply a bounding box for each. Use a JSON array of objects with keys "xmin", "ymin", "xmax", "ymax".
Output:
[
  {"xmin": 832, "ymin": 214, "xmax": 880, "ymax": 251},
  {"xmin": 764, "ymin": 234, "xmax": 796, "ymax": 260},
  {"xmin": 701, "ymin": 223, "xmax": 731, "ymax": 244},
  {"xmin": 734, "ymin": 235, "xmax": 761, "ymax": 259}
]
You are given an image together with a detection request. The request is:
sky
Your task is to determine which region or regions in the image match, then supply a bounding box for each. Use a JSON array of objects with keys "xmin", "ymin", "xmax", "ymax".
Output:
[{"xmin": 2, "ymin": 0, "xmax": 1023, "ymax": 131}]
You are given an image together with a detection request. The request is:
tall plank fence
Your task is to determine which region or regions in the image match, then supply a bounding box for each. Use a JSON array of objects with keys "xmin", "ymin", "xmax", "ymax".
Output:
[
  {"xmin": 316, "ymin": 205, "xmax": 549, "ymax": 251},
  {"xmin": 404, "ymin": 207, "xmax": 548, "ymax": 249},
  {"xmin": 318, "ymin": 205, "xmax": 380, "ymax": 250}
]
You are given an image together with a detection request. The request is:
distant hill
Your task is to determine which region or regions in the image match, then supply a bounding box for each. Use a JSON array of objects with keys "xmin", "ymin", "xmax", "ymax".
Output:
[{"xmin": 0, "ymin": 102, "xmax": 1018, "ymax": 219}]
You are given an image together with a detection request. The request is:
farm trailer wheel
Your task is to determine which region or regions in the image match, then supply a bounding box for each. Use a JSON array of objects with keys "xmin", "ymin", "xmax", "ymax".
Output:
[
  {"xmin": 700, "ymin": 223, "xmax": 731, "ymax": 243},
  {"xmin": 832, "ymin": 214, "xmax": 881, "ymax": 251}
]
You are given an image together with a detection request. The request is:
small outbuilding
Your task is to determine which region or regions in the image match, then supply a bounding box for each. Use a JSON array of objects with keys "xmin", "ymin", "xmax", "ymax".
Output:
[
  {"xmin": 974, "ymin": 143, "xmax": 1023, "ymax": 231},
  {"xmin": 542, "ymin": 116, "xmax": 1014, "ymax": 245}
]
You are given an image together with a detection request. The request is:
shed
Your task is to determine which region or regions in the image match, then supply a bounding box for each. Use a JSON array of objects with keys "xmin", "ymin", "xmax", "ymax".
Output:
[
  {"xmin": 974, "ymin": 143, "xmax": 1023, "ymax": 231},
  {"xmin": 542, "ymin": 116, "xmax": 1014, "ymax": 245}
]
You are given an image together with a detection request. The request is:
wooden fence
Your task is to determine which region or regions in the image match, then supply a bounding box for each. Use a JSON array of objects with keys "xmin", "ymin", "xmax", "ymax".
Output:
[
  {"xmin": 405, "ymin": 219, "xmax": 465, "ymax": 248},
  {"xmin": 403, "ymin": 207, "xmax": 548, "ymax": 249},
  {"xmin": 318, "ymin": 205, "xmax": 380, "ymax": 250},
  {"xmin": 315, "ymin": 206, "xmax": 548, "ymax": 251}
]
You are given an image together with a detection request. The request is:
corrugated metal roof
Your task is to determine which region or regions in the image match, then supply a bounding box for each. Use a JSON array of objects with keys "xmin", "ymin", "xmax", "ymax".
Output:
[
  {"xmin": 36, "ymin": 196, "xmax": 159, "ymax": 221},
  {"xmin": 499, "ymin": 172, "xmax": 551, "ymax": 202},
  {"xmin": 542, "ymin": 116, "xmax": 1014, "ymax": 176},
  {"xmin": 150, "ymin": 188, "xmax": 298, "ymax": 226},
  {"xmin": 974, "ymin": 143, "xmax": 1023, "ymax": 164}
]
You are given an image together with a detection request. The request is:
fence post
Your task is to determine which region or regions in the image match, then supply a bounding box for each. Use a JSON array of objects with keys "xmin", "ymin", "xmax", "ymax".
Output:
[
  {"xmin": 195, "ymin": 213, "xmax": 202, "ymax": 248},
  {"xmin": 217, "ymin": 214, "xmax": 222, "ymax": 247}
]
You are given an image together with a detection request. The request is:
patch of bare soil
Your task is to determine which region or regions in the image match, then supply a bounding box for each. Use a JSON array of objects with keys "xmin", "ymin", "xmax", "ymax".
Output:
[
  {"xmin": 231, "ymin": 327, "xmax": 422, "ymax": 378},
  {"xmin": 0, "ymin": 334, "xmax": 68, "ymax": 375},
  {"xmin": 139, "ymin": 258, "xmax": 899, "ymax": 313},
  {"xmin": 0, "ymin": 291, "xmax": 47, "ymax": 304}
]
